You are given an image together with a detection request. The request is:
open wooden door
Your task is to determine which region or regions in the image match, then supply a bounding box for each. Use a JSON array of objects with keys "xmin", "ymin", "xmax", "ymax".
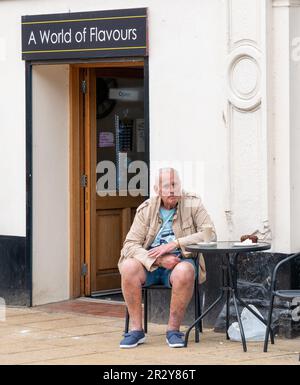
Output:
[{"xmin": 82, "ymin": 62, "xmax": 148, "ymax": 296}]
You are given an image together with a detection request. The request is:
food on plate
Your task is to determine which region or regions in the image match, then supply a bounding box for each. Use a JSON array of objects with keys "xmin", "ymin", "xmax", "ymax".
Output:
[{"xmin": 240, "ymin": 234, "xmax": 258, "ymax": 243}]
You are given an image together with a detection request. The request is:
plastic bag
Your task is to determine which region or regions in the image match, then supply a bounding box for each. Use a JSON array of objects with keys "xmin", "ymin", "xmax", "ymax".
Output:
[{"xmin": 228, "ymin": 305, "xmax": 266, "ymax": 341}]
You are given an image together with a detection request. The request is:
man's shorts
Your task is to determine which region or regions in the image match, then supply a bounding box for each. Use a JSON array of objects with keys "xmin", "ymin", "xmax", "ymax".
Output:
[{"xmin": 143, "ymin": 258, "xmax": 196, "ymax": 289}]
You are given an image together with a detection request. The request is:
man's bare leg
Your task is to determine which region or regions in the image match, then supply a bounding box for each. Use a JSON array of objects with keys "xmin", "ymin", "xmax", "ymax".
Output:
[
  {"xmin": 168, "ymin": 262, "xmax": 195, "ymax": 331},
  {"xmin": 120, "ymin": 258, "xmax": 146, "ymax": 331}
]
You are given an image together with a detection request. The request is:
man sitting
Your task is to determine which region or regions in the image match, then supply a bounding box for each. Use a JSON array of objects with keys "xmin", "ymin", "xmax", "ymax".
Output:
[{"xmin": 118, "ymin": 168, "xmax": 216, "ymax": 348}]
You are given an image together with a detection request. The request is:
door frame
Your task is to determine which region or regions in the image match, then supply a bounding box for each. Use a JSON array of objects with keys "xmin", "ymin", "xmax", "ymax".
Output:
[{"xmin": 69, "ymin": 58, "xmax": 149, "ymax": 298}]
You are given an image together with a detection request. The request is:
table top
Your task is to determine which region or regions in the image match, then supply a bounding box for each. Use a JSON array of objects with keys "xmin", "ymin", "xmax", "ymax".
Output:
[{"xmin": 185, "ymin": 241, "xmax": 271, "ymax": 253}]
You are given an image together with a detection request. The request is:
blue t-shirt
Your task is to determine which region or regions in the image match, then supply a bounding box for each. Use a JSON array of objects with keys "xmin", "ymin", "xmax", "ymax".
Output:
[{"xmin": 150, "ymin": 207, "xmax": 181, "ymax": 256}]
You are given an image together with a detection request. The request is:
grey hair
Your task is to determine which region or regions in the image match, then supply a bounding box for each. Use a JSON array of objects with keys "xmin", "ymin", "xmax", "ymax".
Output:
[{"xmin": 154, "ymin": 168, "xmax": 181, "ymax": 187}]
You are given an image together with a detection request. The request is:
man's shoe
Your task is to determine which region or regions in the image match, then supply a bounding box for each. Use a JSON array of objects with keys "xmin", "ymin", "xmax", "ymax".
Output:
[
  {"xmin": 120, "ymin": 330, "xmax": 146, "ymax": 349},
  {"xmin": 166, "ymin": 330, "xmax": 185, "ymax": 348}
]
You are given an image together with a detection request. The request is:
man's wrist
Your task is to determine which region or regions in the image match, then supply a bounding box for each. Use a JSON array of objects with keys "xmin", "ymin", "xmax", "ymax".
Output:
[
  {"xmin": 154, "ymin": 257, "xmax": 161, "ymax": 267},
  {"xmin": 174, "ymin": 239, "xmax": 180, "ymax": 249},
  {"xmin": 169, "ymin": 241, "xmax": 176, "ymax": 250}
]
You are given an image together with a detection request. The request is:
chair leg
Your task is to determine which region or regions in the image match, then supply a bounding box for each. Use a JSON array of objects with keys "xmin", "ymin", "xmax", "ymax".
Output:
[
  {"xmin": 144, "ymin": 288, "xmax": 148, "ymax": 334},
  {"xmin": 226, "ymin": 289, "xmax": 230, "ymax": 340},
  {"xmin": 264, "ymin": 294, "xmax": 275, "ymax": 352},
  {"xmin": 125, "ymin": 307, "xmax": 130, "ymax": 333},
  {"xmin": 194, "ymin": 282, "xmax": 200, "ymax": 343},
  {"xmin": 198, "ymin": 285, "xmax": 203, "ymax": 333}
]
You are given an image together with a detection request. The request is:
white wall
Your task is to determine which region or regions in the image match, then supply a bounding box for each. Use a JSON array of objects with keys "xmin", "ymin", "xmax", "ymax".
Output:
[
  {"xmin": 271, "ymin": 0, "xmax": 300, "ymax": 253},
  {"xmin": 271, "ymin": 4, "xmax": 291, "ymax": 252},
  {"xmin": 0, "ymin": 0, "xmax": 228, "ymax": 239},
  {"xmin": 0, "ymin": 1, "xmax": 26, "ymax": 236},
  {"xmin": 148, "ymin": 0, "xmax": 228, "ymax": 239},
  {"xmin": 32, "ymin": 64, "xmax": 69, "ymax": 305},
  {"xmin": 290, "ymin": 6, "xmax": 300, "ymax": 252},
  {"xmin": 224, "ymin": 0, "xmax": 271, "ymax": 242}
]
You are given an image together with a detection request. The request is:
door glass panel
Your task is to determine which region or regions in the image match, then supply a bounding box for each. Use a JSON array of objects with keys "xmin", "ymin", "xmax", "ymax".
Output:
[{"xmin": 96, "ymin": 68, "xmax": 147, "ymax": 197}]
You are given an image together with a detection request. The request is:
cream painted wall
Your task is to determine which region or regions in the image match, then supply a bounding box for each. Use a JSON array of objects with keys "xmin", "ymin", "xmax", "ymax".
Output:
[{"xmin": 32, "ymin": 65, "xmax": 69, "ymax": 305}]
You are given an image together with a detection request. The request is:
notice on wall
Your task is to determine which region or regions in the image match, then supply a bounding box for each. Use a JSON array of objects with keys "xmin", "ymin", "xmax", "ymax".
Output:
[
  {"xmin": 99, "ymin": 132, "xmax": 114, "ymax": 148},
  {"xmin": 119, "ymin": 119, "xmax": 133, "ymax": 152},
  {"xmin": 22, "ymin": 8, "xmax": 147, "ymax": 61}
]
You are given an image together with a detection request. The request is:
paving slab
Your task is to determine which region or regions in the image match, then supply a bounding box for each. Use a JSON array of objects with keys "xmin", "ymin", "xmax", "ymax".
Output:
[{"xmin": 0, "ymin": 304, "xmax": 299, "ymax": 365}]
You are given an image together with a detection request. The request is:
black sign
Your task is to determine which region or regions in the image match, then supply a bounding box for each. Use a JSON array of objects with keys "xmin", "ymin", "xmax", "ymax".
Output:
[{"xmin": 22, "ymin": 8, "xmax": 147, "ymax": 61}]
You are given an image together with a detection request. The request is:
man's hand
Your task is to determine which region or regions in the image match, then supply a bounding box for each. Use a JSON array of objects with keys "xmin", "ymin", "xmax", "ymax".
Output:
[
  {"xmin": 155, "ymin": 254, "xmax": 181, "ymax": 270},
  {"xmin": 148, "ymin": 241, "xmax": 177, "ymax": 259}
]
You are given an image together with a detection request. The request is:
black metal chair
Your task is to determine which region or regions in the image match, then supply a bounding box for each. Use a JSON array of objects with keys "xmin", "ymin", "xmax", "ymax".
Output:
[
  {"xmin": 264, "ymin": 252, "xmax": 300, "ymax": 352},
  {"xmin": 124, "ymin": 274, "xmax": 203, "ymax": 343}
]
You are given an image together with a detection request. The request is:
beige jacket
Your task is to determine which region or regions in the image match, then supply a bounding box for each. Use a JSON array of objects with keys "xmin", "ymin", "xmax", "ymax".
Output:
[{"xmin": 118, "ymin": 192, "xmax": 216, "ymax": 284}]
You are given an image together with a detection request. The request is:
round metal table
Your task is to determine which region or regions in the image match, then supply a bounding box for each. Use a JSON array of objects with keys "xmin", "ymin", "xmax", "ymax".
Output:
[{"xmin": 184, "ymin": 241, "xmax": 273, "ymax": 351}]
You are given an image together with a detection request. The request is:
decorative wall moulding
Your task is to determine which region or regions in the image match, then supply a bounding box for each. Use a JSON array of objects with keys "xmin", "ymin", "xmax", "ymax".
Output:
[
  {"xmin": 272, "ymin": 0, "xmax": 300, "ymax": 7},
  {"xmin": 227, "ymin": 0, "xmax": 262, "ymax": 53},
  {"xmin": 227, "ymin": 45, "xmax": 261, "ymax": 111}
]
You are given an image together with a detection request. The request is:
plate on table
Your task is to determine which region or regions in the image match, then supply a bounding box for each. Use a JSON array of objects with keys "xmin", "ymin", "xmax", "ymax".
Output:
[
  {"xmin": 233, "ymin": 242, "xmax": 261, "ymax": 247},
  {"xmin": 197, "ymin": 241, "xmax": 217, "ymax": 247}
]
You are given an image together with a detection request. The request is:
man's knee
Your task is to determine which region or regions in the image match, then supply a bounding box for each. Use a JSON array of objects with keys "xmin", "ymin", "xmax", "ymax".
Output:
[
  {"xmin": 170, "ymin": 262, "xmax": 195, "ymax": 286},
  {"xmin": 120, "ymin": 258, "xmax": 145, "ymax": 281}
]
